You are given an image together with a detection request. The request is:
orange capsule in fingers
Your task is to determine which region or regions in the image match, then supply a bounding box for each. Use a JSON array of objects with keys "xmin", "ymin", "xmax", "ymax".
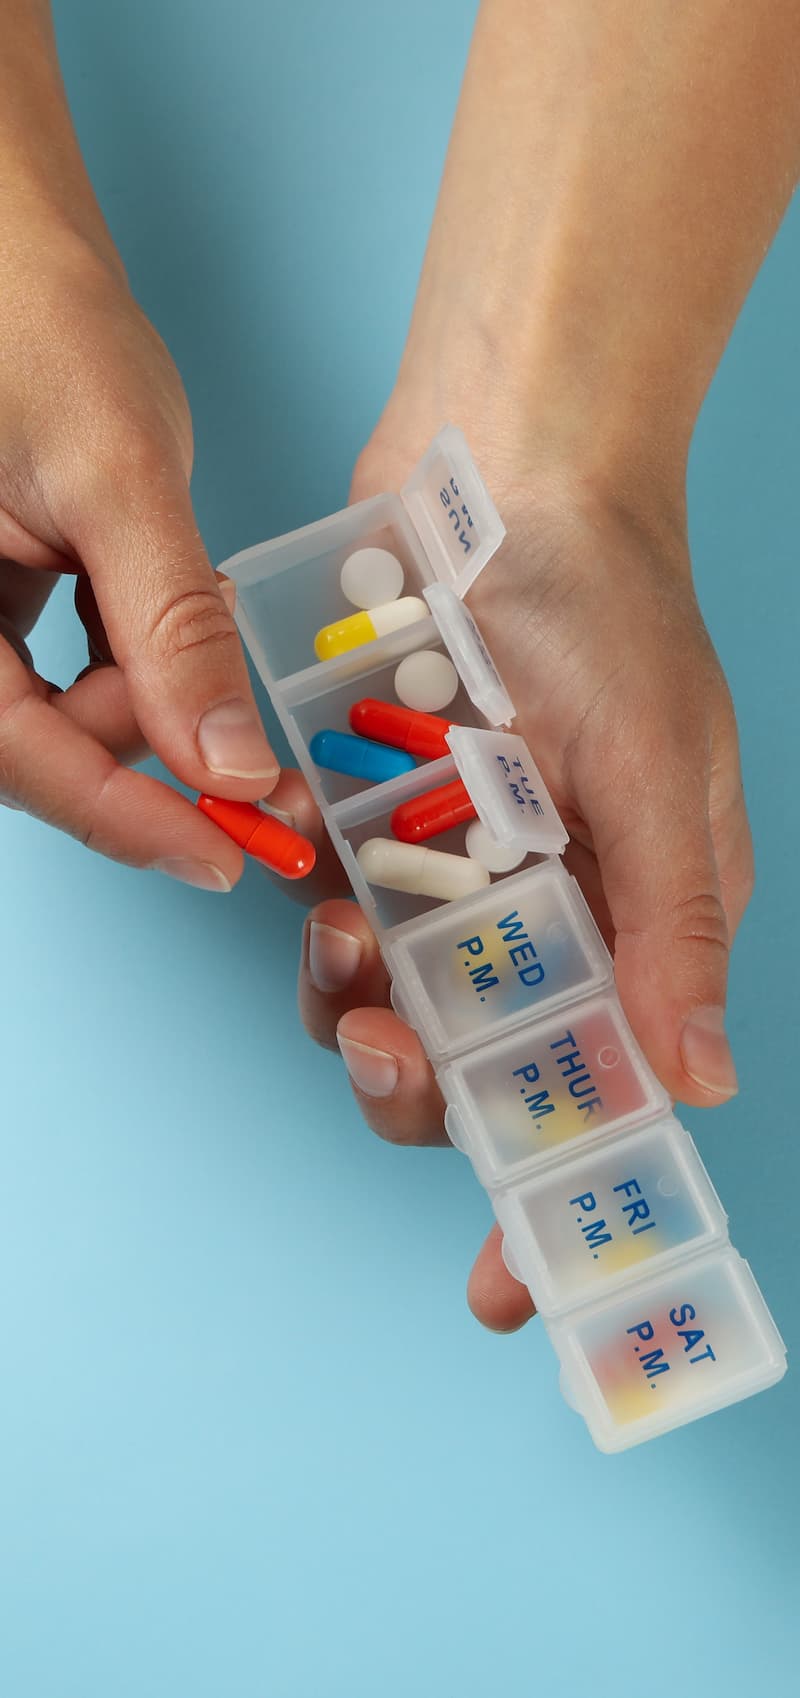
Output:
[{"xmin": 197, "ymin": 796, "xmax": 316, "ymax": 879}]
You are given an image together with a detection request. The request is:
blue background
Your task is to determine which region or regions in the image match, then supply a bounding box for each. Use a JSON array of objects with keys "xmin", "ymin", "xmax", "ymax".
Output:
[{"xmin": 1, "ymin": 3, "xmax": 797, "ymax": 1692}]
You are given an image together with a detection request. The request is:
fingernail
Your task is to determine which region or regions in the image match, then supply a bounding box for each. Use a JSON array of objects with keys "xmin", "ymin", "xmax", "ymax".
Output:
[
  {"xmin": 260, "ymin": 801, "xmax": 296, "ymax": 827},
  {"xmin": 680, "ymin": 1005, "xmax": 739, "ymax": 1098},
  {"xmin": 337, "ymin": 1035, "xmax": 398, "ymax": 1099},
  {"xmin": 197, "ymin": 699, "xmax": 278, "ymax": 781},
  {"xmin": 309, "ymin": 922, "xmax": 362, "ymax": 992},
  {"xmin": 152, "ymin": 857, "xmax": 232, "ymax": 892},
  {"xmin": 217, "ymin": 575, "xmax": 237, "ymax": 614}
]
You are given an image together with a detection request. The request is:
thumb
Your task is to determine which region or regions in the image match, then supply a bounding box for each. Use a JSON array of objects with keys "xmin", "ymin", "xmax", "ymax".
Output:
[
  {"xmin": 73, "ymin": 447, "xmax": 277, "ymax": 798},
  {"xmin": 589, "ymin": 754, "xmax": 737, "ymax": 1107}
]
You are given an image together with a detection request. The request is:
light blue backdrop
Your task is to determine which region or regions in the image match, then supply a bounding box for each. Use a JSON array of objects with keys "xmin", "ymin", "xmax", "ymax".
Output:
[{"xmin": 1, "ymin": 4, "xmax": 797, "ymax": 1694}]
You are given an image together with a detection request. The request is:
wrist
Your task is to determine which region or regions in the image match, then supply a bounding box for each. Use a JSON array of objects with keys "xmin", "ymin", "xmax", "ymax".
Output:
[
  {"xmin": 0, "ymin": 5, "xmax": 125, "ymax": 284},
  {"xmin": 364, "ymin": 333, "xmax": 691, "ymax": 572},
  {"xmin": 0, "ymin": 175, "xmax": 128, "ymax": 290},
  {"xmin": 392, "ymin": 294, "xmax": 693, "ymax": 513}
]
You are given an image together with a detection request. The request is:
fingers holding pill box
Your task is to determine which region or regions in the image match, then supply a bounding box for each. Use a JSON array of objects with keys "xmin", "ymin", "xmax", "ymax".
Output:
[
  {"xmin": 346, "ymin": 430, "xmax": 753, "ymax": 1115},
  {"xmin": 225, "ymin": 424, "xmax": 787, "ymax": 1446}
]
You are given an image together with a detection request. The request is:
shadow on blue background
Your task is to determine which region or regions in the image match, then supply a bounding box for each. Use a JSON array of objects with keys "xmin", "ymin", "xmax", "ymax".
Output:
[{"xmin": 0, "ymin": 4, "xmax": 797, "ymax": 1694}]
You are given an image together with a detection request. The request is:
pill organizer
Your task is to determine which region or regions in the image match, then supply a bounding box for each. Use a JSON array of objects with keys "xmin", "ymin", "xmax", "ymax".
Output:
[{"xmin": 223, "ymin": 426, "xmax": 786, "ymax": 1452}]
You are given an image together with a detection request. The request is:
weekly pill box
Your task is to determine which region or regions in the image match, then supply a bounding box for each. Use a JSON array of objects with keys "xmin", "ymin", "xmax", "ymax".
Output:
[{"xmin": 223, "ymin": 425, "xmax": 786, "ymax": 1451}]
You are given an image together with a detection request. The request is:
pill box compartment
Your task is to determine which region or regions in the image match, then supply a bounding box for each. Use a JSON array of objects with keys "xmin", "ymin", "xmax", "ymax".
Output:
[
  {"xmin": 332, "ymin": 758, "xmax": 543, "ymax": 934},
  {"xmin": 494, "ymin": 1117, "xmax": 726, "ymax": 1317},
  {"xmin": 547, "ymin": 1247, "xmax": 786, "ymax": 1452},
  {"xmin": 385, "ymin": 858, "xmax": 613, "ymax": 1062},
  {"xmin": 440, "ymin": 991, "xmax": 669, "ymax": 1187},
  {"xmin": 280, "ymin": 643, "xmax": 485, "ymax": 805},
  {"xmin": 227, "ymin": 494, "xmax": 435, "ymax": 684}
]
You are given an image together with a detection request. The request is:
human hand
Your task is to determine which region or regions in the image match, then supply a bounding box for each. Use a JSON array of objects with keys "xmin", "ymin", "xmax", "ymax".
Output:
[
  {"xmin": 284, "ymin": 417, "xmax": 752, "ymax": 1332},
  {"xmin": 0, "ymin": 227, "xmax": 277, "ymax": 889}
]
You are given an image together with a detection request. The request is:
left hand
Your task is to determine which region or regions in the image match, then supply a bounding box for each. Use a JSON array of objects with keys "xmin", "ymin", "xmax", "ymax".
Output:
[{"xmin": 266, "ymin": 412, "xmax": 752, "ymax": 1335}]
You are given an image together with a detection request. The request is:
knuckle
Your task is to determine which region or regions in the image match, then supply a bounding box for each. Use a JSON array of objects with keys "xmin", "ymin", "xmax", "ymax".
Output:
[
  {"xmin": 80, "ymin": 762, "xmax": 126, "ymax": 857},
  {"xmin": 146, "ymin": 587, "xmax": 237, "ymax": 667},
  {"xmin": 670, "ymin": 888, "xmax": 729, "ymax": 957},
  {"xmin": 0, "ymin": 688, "xmax": 34, "ymax": 800}
]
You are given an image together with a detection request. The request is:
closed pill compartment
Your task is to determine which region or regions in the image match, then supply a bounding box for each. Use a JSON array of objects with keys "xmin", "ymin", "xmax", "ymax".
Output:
[
  {"xmin": 386, "ymin": 858, "xmax": 612, "ymax": 1061},
  {"xmin": 494, "ymin": 1118, "xmax": 726, "ymax": 1316},
  {"xmin": 547, "ymin": 1249, "xmax": 787, "ymax": 1452},
  {"xmin": 439, "ymin": 992, "xmax": 669, "ymax": 1185}
]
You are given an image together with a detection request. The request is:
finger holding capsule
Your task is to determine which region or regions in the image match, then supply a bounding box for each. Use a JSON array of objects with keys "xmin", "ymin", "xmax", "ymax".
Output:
[{"xmin": 201, "ymin": 767, "xmax": 351, "ymax": 906}]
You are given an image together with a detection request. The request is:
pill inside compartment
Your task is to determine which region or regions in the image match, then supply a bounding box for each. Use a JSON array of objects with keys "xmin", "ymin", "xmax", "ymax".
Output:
[
  {"xmin": 282, "ymin": 644, "xmax": 485, "ymax": 805},
  {"xmin": 227, "ymin": 495, "xmax": 434, "ymax": 684},
  {"xmin": 331, "ymin": 758, "xmax": 543, "ymax": 933}
]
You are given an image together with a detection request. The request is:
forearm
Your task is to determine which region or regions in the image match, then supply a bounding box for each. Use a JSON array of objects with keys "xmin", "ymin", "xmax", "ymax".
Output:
[
  {"xmin": 394, "ymin": 0, "xmax": 800, "ymax": 503},
  {"xmin": 0, "ymin": 1, "xmax": 119, "ymax": 265}
]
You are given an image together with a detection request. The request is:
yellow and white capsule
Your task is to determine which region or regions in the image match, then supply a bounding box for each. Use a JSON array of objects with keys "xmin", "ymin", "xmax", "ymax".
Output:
[
  {"xmin": 314, "ymin": 596, "xmax": 427, "ymax": 662},
  {"xmin": 356, "ymin": 837, "xmax": 490, "ymax": 902}
]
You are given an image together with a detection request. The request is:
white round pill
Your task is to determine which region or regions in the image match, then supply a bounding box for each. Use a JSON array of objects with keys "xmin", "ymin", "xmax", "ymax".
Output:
[
  {"xmin": 340, "ymin": 547, "xmax": 404, "ymax": 609},
  {"xmin": 394, "ymin": 650, "xmax": 459, "ymax": 713},
  {"xmin": 465, "ymin": 820, "xmax": 527, "ymax": 874}
]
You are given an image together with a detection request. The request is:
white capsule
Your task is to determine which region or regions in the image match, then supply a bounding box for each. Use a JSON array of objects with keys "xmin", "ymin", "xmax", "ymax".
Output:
[
  {"xmin": 340, "ymin": 546, "xmax": 405, "ymax": 609},
  {"xmin": 465, "ymin": 820, "xmax": 527, "ymax": 874},
  {"xmin": 356, "ymin": 837, "xmax": 490, "ymax": 901},
  {"xmin": 371, "ymin": 596, "xmax": 427, "ymax": 638},
  {"xmin": 394, "ymin": 649, "xmax": 460, "ymax": 712}
]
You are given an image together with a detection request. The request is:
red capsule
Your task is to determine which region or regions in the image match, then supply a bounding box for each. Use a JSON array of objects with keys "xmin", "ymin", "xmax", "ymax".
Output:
[
  {"xmin": 349, "ymin": 697, "xmax": 454, "ymax": 761},
  {"xmin": 197, "ymin": 796, "xmax": 316, "ymax": 879},
  {"xmin": 390, "ymin": 778, "xmax": 477, "ymax": 844}
]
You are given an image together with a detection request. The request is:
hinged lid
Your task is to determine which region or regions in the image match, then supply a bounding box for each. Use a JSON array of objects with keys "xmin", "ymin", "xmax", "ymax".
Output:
[
  {"xmin": 424, "ymin": 582, "xmax": 514, "ymax": 726},
  {"xmin": 446, "ymin": 726, "xmax": 569, "ymax": 854},
  {"xmin": 401, "ymin": 424, "xmax": 506, "ymax": 597}
]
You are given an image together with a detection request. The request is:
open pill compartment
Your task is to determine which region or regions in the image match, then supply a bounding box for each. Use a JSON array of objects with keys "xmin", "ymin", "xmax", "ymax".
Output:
[
  {"xmin": 547, "ymin": 1248, "xmax": 786, "ymax": 1452},
  {"xmin": 228, "ymin": 496, "xmax": 436, "ymax": 685},
  {"xmin": 223, "ymin": 425, "xmax": 787, "ymax": 1451},
  {"xmin": 493, "ymin": 1116, "xmax": 727, "ymax": 1317},
  {"xmin": 439, "ymin": 991, "xmax": 670, "ymax": 1186},
  {"xmin": 331, "ymin": 756, "xmax": 544, "ymax": 933},
  {"xmin": 282, "ymin": 647, "xmax": 482, "ymax": 806}
]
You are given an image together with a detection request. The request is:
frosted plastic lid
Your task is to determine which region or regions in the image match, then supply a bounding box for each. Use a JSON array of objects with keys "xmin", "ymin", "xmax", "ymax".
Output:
[
  {"xmin": 401, "ymin": 424, "xmax": 507, "ymax": 597},
  {"xmin": 446, "ymin": 726, "xmax": 569, "ymax": 854},
  {"xmin": 424, "ymin": 583, "xmax": 514, "ymax": 727}
]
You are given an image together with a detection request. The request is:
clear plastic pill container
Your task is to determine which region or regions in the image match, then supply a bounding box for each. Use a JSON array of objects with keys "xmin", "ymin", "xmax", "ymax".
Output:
[
  {"xmin": 223, "ymin": 425, "xmax": 786, "ymax": 1452},
  {"xmin": 548, "ymin": 1249, "xmax": 786, "ymax": 1451}
]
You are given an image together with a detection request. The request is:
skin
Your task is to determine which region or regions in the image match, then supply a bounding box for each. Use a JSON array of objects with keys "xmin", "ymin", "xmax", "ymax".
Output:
[
  {"xmin": 0, "ymin": 1, "xmax": 279, "ymax": 888},
  {"xmin": 2, "ymin": 3, "xmax": 799, "ymax": 1327}
]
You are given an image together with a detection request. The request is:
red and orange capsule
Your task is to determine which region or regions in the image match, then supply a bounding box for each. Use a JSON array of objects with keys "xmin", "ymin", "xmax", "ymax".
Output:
[
  {"xmin": 197, "ymin": 795, "xmax": 316, "ymax": 879},
  {"xmin": 390, "ymin": 778, "xmax": 477, "ymax": 844},
  {"xmin": 349, "ymin": 698, "xmax": 454, "ymax": 761}
]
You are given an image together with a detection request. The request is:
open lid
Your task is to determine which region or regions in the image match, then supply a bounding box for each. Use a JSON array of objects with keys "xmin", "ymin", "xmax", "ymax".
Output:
[
  {"xmin": 401, "ymin": 423, "xmax": 506, "ymax": 597},
  {"xmin": 424, "ymin": 581, "xmax": 514, "ymax": 726},
  {"xmin": 446, "ymin": 726, "xmax": 569, "ymax": 855}
]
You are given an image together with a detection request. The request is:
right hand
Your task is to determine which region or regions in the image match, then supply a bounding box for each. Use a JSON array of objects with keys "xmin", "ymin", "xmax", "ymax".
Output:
[{"xmin": 0, "ymin": 223, "xmax": 278, "ymax": 890}]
